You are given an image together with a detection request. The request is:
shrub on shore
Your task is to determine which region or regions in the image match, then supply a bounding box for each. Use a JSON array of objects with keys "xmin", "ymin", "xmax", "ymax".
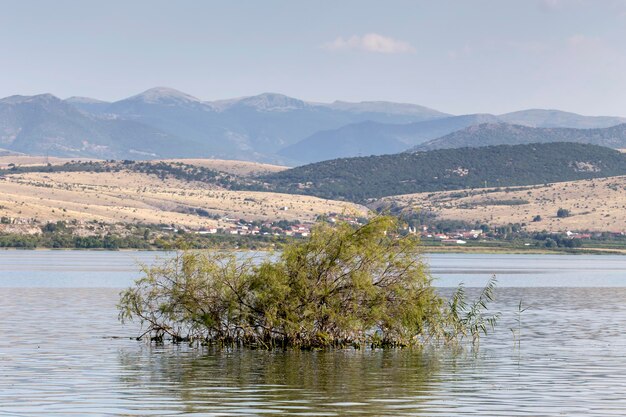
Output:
[{"xmin": 118, "ymin": 216, "xmax": 497, "ymax": 349}]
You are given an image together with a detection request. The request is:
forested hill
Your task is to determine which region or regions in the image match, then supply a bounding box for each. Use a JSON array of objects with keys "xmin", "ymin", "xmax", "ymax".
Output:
[{"xmin": 262, "ymin": 143, "xmax": 626, "ymax": 201}]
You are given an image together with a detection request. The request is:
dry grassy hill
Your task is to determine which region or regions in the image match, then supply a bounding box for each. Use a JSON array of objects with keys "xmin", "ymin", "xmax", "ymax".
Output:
[
  {"xmin": 160, "ymin": 159, "xmax": 288, "ymax": 177},
  {"xmin": 0, "ymin": 170, "xmax": 365, "ymax": 230},
  {"xmin": 381, "ymin": 176, "xmax": 626, "ymax": 232},
  {"xmin": 0, "ymin": 156, "xmax": 100, "ymax": 169},
  {"xmin": 0, "ymin": 156, "xmax": 288, "ymax": 176}
]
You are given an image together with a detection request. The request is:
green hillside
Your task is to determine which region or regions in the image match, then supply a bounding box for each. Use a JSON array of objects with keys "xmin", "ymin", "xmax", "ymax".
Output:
[{"xmin": 262, "ymin": 142, "xmax": 626, "ymax": 201}]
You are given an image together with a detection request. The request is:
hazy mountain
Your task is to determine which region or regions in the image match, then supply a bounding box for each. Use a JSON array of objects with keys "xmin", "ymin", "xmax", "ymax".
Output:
[
  {"xmin": 71, "ymin": 88, "xmax": 450, "ymax": 162},
  {"xmin": 498, "ymin": 109, "xmax": 626, "ymax": 129},
  {"xmin": 0, "ymin": 93, "xmax": 207, "ymax": 159},
  {"xmin": 280, "ymin": 109, "xmax": 626, "ymax": 164},
  {"xmin": 202, "ymin": 93, "xmax": 450, "ymax": 153},
  {"xmin": 7, "ymin": 88, "xmax": 626, "ymax": 164},
  {"xmin": 222, "ymin": 93, "xmax": 310, "ymax": 112},
  {"xmin": 103, "ymin": 87, "xmax": 247, "ymax": 157},
  {"xmin": 204, "ymin": 93, "xmax": 357, "ymax": 154},
  {"xmin": 412, "ymin": 123, "xmax": 626, "ymax": 151},
  {"xmin": 64, "ymin": 96, "xmax": 111, "ymax": 114},
  {"xmin": 279, "ymin": 114, "xmax": 500, "ymax": 164},
  {"xmin": 263, "ymin": 143, "xmax": 626, "ymax": 202},
  {"xmin": 278, "ymin": 121, "xmax": 410, "ymax": 163},
  {"xmin": 0, "ymin": 148, "xmax": 20, "ymax": 156},
  {"xmin": 324, "ymin": 100, "xmax": 450, "ymax": 122},
  {"xmin": 2, "ymin": 88, "xmax": 450, "ymax": 162}
]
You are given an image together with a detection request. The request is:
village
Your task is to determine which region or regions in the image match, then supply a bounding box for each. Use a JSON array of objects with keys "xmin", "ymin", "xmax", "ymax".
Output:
[
  {"xmin": 1, "ymin": 210, "xmax": 624, "ymax": 252},
  {"xmin": 192, "ymin": 213, "xmax": 365, "ymax": 238},
  {"xmin": 413, "ymin": 226, "xmax": 598, "ymax": 245},
  {"xmin": 1, "ymin": 211, "xmax": 614, "ymax": 243}
]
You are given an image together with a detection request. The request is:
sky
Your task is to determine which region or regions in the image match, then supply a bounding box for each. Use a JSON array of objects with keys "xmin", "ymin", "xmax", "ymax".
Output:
[{"xmin": 2, "ymin": 0, "xmax": 626, "ymax": 115}]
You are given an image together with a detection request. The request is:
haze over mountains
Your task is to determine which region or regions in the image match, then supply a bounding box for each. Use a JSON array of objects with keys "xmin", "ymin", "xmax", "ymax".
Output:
[
  {"xmin": 2, "ymin": 87, "xmax": 626, "ymax": 165},
  {"xmin": 283, "ymin": 111, "xmax": 626, "ymax": 164},
  {"xmin": 411, "ymin": 123, "xmax": 626, "ymax": 152}
]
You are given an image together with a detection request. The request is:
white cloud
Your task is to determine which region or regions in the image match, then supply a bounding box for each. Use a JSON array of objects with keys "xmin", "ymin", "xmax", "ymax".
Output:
[{"xmin": 322, "ymin": 33, "xmax": 415, "ymax": 54}]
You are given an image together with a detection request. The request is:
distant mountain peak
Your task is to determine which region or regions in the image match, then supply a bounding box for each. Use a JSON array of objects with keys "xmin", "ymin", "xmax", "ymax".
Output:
[
  {"xmin": 126, "ymin": 87, "xmax": 202, "ymax": 104},
  {"xmin": 65, "ymin": 96, "xmax": 110, "ymax": 104},
  {"xmin": 234, "ymin": 93, "xmax": 309, "ymax": 112},
  {"xmin": 327, "ymin": 100, "xmax": 448, "ymax": 117},
  {"xmin": 1, "ymin": 93, "xmax": 61, "ymax": 105},
  {"xmin": 502, "ymin": 108, "xmax": 570, "ymax": 115},
  {"xmin": 499, "ymin": 109, "xmax": 626, "ymax": 128}
]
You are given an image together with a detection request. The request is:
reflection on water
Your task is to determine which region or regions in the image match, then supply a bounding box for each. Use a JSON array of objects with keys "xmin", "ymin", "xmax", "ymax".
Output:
[
  {"xmin": 116, "ymin": 347, "xmax": 449, "ymax": 416},
  {"xmin": 1, "ymin": 253, "xmax": 626, "ymax": 415}
]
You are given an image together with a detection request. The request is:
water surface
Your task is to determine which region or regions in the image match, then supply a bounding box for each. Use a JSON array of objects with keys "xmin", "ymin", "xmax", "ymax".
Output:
[
  {"xmin": 1, "ymin": 251, "xmax": 626, "ymax": 416},
  {"xmin": 2, "ymin": 250, "xmax": 626, "ymax": 287}
]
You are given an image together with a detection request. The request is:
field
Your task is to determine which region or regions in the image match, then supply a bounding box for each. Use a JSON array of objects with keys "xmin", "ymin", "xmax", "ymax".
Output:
[
  {"xmin": 381, "ymin": 176, "xmax": 626, "ymax": 232},
  {"xmin": 0, "ymin": 170, "xmax": 365, "ymax": 230}
]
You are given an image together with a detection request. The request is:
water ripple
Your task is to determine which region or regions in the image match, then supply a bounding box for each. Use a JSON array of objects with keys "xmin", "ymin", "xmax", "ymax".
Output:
[{"xmin": 2, "ymin": 255, "xmax": 626, "ymax": 415}]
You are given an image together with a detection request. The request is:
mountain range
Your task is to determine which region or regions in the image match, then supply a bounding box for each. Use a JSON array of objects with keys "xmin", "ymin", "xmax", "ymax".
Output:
[{"xmin": 2, "ymin": 87, "xmax": 626, "ymax": 164}]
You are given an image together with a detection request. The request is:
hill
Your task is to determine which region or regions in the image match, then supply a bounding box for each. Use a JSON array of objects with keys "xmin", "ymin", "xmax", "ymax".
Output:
[
  {"xmin": 0, "ymin": 155, "xmax": 100, "ymax": 169},
  {"xmin": 159, "ymin": 159, "xmax": 287, "ymax": 177},
  {"xmin": 412, "ymin": 123, "xmax": 626, "ymax": 151},
  {"xmin": 379, "ymin": 176, "xmax": 626, "ymax": 232},
  {"xmin": 0, "ymin": 168, "xmax": 364, "ymax": 230},
  {"xmin": 0, "ymin": 155, "xmax": 287, "ymax": 177},
  {"xmin": 262, "ymin": 143, "xmax": 626, "ymax": 202}
]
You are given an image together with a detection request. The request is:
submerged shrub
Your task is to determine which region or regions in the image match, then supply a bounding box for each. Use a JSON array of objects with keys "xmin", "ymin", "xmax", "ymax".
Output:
[{"xmin": 119, "ymin": 216, "xmax": 497, "ymax": 349}]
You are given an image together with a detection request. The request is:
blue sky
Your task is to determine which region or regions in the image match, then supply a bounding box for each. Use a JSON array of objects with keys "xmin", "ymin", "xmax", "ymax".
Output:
[{"xmin": 2, "ymin": 0, "xmax": 626, "ymax": 115}]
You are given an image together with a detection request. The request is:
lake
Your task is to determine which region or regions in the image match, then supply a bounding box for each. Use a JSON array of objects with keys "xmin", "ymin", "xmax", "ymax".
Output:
[{"xmin": 1, "ymin": 251, "xmax": 626, "ymax": 416}]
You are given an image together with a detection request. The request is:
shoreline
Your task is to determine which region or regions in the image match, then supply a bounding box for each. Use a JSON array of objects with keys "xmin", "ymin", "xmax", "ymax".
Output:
[
  {"xmin": 1, "ymin": 246, "xmax": 625, "ymax": 255},
  {"xmin": 422, "ymin": 246, "xmax": 626, "ymax": 255}
]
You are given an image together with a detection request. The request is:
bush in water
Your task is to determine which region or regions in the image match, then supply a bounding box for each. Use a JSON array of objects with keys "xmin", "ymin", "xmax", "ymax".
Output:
[{"xmin": 119, "ymin": 216, "xmax": 498, "ymax": 349}]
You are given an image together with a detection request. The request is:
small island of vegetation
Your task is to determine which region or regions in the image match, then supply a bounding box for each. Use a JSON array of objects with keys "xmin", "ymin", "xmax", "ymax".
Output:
[{"xmin": 118, "ymin": 216, "xmax": 498, "ymax": 349}]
